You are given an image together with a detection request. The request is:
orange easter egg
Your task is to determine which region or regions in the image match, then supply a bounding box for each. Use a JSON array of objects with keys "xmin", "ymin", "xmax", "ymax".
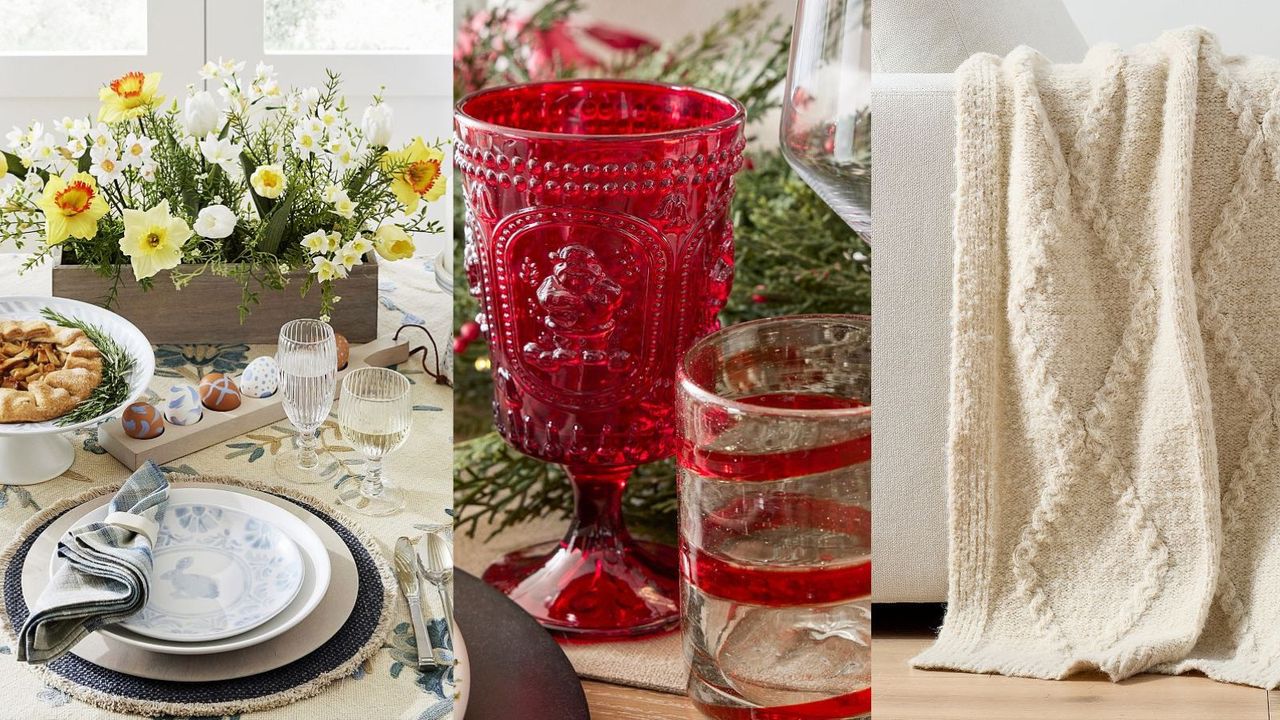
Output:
[
  {"xmin": 121, "ymin": 402, "xmax": 164, "ymax": 439},
  {"xmin": 336, "ymin": 333, "xmax": 350, "ymax": 370},
  {"xmin": 198, "ymin": 372, "xmax": 242, "ymax": 411}
]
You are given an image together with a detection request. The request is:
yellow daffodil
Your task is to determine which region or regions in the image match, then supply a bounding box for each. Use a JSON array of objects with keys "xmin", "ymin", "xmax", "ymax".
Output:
[
  {"xmin": 35, "ymin": 173, "xmax": 109, "ymax": 246},
  {"xmin": 374, "ymin": 224, "xmax": 415, "ymax": 261},
  {"xmin": 310, "ymin": 255, "xmax": 346, "ymax": 282},
  {"xmin": 250, "ymin": 164, "xmax": 287, "ymax": 199},
  {"xmin": 380, "ymin": 138, "xmax": 444, "ymax": 212},
  {"xmin": 120, "ymin": 200, "xmax": 192, "ymax": 280},
  {"xmin": 99, "ymin": 72, "xmax": 163, "ymax": 124}
]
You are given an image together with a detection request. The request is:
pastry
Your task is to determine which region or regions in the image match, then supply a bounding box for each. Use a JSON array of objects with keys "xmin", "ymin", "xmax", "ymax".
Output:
[{"xmin": 0, "ymin": 320, "xmax": 103, "ymax": 423}]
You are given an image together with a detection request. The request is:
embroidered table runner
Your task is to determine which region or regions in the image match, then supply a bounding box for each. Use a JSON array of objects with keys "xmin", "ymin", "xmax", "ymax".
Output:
[{"xmin": 915, "ymin": 28, "xmax": 1280, "ymax": 689}]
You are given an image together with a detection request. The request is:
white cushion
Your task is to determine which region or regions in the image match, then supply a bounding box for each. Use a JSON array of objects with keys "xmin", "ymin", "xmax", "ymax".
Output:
[
  {"xmin": 870, "ymin": 73, "xmax": 955, "ymax": 603},
  {"xmin": 872, "ymin": 0, "xmax": 1087, "ymax": 73}
]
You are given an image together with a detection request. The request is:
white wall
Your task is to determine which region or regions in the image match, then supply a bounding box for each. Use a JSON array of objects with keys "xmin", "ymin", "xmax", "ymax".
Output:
[{"xmin": 1064, "ymin": 0, "xmax": 1280, "ymax": 56}]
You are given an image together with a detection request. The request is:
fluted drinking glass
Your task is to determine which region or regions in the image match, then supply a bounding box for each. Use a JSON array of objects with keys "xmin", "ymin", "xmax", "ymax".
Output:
[
  {"xmin": 337, "ymin": 367, "xmax": 412, "ymax": 516},
  {"xmin": 781, "ymin": 0, "xmax": 871, "ymax": 235},
  {"xmin": 274, "ymin": 319, "xmax": 338, "ymax": 484}
]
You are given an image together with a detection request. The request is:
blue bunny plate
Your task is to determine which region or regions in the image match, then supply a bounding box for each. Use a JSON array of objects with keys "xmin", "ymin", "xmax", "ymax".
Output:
[{"xmin": 118, "ymin": 502, "xmax": 305, "ymax": 642}]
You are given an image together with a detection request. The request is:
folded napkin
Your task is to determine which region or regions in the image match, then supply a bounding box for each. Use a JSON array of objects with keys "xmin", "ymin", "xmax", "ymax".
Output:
[{"xmin": 18, "ymin": 461, "xmax": 169, "ymax": 663}]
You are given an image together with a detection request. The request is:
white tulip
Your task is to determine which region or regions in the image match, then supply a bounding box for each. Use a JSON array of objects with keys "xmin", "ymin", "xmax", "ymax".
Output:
[
  {"xmin": 361, "ymin": 103, "xmax": 393, "ymax": 147},
  {"xmin": 183, "ymin": 91, "xmax": 221, "ymax": 138},
  {"xmin": 194, "ymin": 204, "xmax": 237, "ymax": 239}
]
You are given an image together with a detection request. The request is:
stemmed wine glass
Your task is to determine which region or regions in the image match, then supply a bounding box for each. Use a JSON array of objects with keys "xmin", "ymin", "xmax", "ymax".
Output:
[
  {"xmin": 455, "ymin": 80, "xmax": 746, "ymax": 637},
  {"xmin": 274, "ymin": 319, "xmax": 338, "ymax": 484},
  {"xmin": 781, "ymin": 0, "xmax": 871, "ymax": 235},
  {"xmin": 337, "ymin": 367, "xmax": 411, "ymax": 516}
]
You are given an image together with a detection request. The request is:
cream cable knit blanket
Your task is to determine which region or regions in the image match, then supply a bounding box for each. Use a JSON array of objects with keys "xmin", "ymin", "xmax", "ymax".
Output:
[{"xmin": 913, "ymin": 28, "xmax": 1280, "ymax": 688}]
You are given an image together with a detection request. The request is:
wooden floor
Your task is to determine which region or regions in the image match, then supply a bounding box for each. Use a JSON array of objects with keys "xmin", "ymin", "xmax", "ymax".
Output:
[{"xmin": 877, "ymin": 632, "xmax": 1276, "ymax": 719}]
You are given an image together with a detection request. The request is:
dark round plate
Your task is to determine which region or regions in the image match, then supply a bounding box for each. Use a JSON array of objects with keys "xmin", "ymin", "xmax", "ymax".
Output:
[{"xmin": 455, "ymin": 570, "xmax": 589, "ymax": 720}]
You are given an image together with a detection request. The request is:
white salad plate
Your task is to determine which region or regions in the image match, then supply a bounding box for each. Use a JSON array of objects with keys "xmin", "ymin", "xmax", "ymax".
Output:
[
  {"xmin": 0, "ymin": 296, "xmax": 154, "ymax": 485},
  {"xmin": 52, "ymin": 487, "xmax": 331, "ymax": 654}
]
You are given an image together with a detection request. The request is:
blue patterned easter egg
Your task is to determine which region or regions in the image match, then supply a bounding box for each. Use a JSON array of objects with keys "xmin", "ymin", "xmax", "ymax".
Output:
[
  {"xmin": 122, "ymin": 402, "xmax": 164, "ymax": 439},
  {"xmin": 163, "ymin": 382, "xmax": 203, "ymax": 426},
  {"xmin": 239, "ymin": 356, "xmax": 279, "ymax": 398}
]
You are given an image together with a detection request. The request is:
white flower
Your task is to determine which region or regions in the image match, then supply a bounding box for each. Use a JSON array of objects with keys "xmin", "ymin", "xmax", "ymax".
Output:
[
  {"xmin": 336, "ymin": 241, "xmax": 365, "ymax": 269},
  {"xmin": 329, "ymin": 189, "xmax": 355, "ymax": 219},
  {"xmin": 89, "ymin": 148, "xmax": 124, "ymax": 184},
  {"xmin": 199, "ymin": 134, "xmax": 241, "ymax": 175},
  {"xmin": 300, "ymin": 87, "xmax": 321, "ymax": 112},
  {"xmin": 361, "ymin": 103, "xmax": 393, "ymax": 147},
  {"xmin": 183, "ymin": 91, "xmax": 221, "ymax": 138},
  {"xmin": 325, "ymin": 231, "xmax": 341, "ymax": 252},
  {"xmin": 292, "ymin": 127, "xmax": 321, "ymax": 157},
  {"xmin": 87, "ymin": 124, "xmax": 117, "ymax": 153},
  {"xmin": 310, "ymin": 255, "xmax": 347, "ymax": 282},
  {"xmin": 139, "ymin": 163, "xmax": 157, "ymax": 181},
  {"xmin": 301, "ymin": 229, "xmax": 329, "ymax": 254},
  {"xmin": 54, "ymin": 117, "xmax": 90, "ymax": 143},
  {"xmin": 5, "ymin": 126, "xmax": 25, "ymax": 150},
  {"xmin": 326, "ymin": 135, "xmax": 357, "ymax": 170},
  {"xmin": 199, "ymin": 57, "xmax": 245, "ymax": 81},
  {"xmin": 304, "ymin": 116, "xmax": 326, "ymax": 136},
  {"xmin": 348, "ymin": 233, "xmax": 373, "ymax": 255},
  {"xmin": 64, "ymin": 135, "xmax": 88, "ymax": 157},
  {"xmin": 218, "ymin": 81, "xmax": 250, "ymax": 115},
  {"xmin": 319, "ymin": 108, "xmax": 340, "ymax": 128},
  {"xmin": 22, "ymin": 173, "xmax": 43, "ymax": 193},
  {"xmin": 121, "ymin": 133, "xmax": 156, "ymax": 168},
  {"xmin": 194, "ymin": 204, "xmax": 237, "ymax": 239},
  {"xmin": 247, "ymin": 61, "xmax": 280, "ymax": 102},
  {"xmin": 26, "ymin": 134, "xmax": 58, "ymax": 171}
]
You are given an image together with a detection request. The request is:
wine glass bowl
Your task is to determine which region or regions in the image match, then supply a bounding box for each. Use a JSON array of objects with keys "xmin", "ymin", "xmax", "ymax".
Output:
[
  {"xmin": 274, "ymin": 319, "xmax": 338, "ymax": 485},
  {"xmin": 781, "ymin": 0, "xmax": 872, "ymax": 235},
  {"xmin": 337, "ymin": 367, "xmax": 411, "ymax": 517},
  {"xmin": 456, "ymin": 79, "xmax": 747, "ymax": 637}
]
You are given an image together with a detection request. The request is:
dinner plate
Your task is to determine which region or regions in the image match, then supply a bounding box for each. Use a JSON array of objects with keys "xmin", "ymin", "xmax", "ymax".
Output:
[
  {"xmin": 24, "ymin": 482, "xmax": 358, "ymax": 680},
  {"xmin": 51, "ymin": 487, "xmax": 330, "ymax": 654}
]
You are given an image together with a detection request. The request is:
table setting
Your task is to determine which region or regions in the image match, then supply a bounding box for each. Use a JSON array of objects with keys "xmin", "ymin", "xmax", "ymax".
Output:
[{"xmin": 0, "ymin": 263, "xmax": 461, "ymax": 718}]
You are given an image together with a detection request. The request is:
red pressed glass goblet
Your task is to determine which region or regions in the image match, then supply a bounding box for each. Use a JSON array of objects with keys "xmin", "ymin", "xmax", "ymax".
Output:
[{"xmin": 455, "ymin": 80, "xmax": 747, "ymax": 637}]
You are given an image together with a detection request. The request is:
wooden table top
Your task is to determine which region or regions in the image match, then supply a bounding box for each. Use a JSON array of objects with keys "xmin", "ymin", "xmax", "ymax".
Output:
[{"xmin": 583, "ymin": 681, "xmax": 702, "ymax": 719}]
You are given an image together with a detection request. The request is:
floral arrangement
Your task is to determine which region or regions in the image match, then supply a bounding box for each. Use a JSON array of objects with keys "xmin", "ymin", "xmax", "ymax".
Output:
[{"xmin": 0, "ymin": 60, "xmax": 446, "ymax": 318}]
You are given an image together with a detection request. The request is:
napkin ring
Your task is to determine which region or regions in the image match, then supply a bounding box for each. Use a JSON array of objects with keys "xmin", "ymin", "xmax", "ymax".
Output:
[{"xmin": 104, "ymin": 511, "xmax": 159, "ymax": 545}]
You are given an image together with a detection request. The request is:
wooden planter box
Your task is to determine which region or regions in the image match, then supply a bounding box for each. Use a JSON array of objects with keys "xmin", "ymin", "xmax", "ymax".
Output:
[{"xmin": 51, "ymin": 259, "xmax": 379, "ymax": 344}]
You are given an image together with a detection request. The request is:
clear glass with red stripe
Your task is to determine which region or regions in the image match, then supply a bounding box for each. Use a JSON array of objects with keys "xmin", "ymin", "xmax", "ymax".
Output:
[{"xmin": 677, "ymin": 315, "xmax": 871, "ymax": 719}]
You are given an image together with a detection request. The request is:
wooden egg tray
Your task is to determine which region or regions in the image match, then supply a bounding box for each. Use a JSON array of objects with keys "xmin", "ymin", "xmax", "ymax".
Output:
[{"xmin": 98, "ymin": 336, "xmax": 411, "ymax": 471}]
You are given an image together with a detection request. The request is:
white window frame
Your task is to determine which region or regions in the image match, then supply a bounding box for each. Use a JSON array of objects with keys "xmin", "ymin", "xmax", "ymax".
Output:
[{"xmin": 0, "ymin": 0, "xmax": 205, "ymax": 98}]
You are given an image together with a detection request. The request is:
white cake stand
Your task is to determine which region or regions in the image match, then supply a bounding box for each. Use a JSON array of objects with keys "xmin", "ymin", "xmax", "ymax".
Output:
[{"xmin": 0, "ymin": 296, "xmax": 154, "ymax": 485}]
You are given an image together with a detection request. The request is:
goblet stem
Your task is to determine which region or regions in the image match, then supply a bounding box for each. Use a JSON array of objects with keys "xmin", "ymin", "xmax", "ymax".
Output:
[
  {"xmin": 296, "ymin": 429, "xmax": 319, "ymax": 469},
  {"xmin": 483, "ymin": 463, "xmax": 681, "ymax": 637},
  {"xmin": 362, "ymin": 457, "xmax": 386, "ymax": 497}
]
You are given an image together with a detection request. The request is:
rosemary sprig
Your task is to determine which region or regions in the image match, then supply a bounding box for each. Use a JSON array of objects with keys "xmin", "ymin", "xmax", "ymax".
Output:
[{"xmin": 40, "ymin": 308, "xmax": 138, "ymax": 427}]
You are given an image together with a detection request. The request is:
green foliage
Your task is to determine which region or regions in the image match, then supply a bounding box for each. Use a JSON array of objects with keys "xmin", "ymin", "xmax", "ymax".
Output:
[{"xmin": 40, "ymin": 307, "xmax": 138, "ymax": 427}]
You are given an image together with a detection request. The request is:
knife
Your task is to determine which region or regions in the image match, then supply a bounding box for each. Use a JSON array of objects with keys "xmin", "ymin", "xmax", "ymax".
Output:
[{"xmin": 393, "ymin": 536, "xmax": 434, "ymax": 669}]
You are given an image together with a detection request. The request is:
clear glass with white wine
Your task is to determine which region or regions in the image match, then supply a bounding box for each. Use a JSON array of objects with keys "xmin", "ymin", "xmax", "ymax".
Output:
[
  {"xmin": 275, "ymin": 319, "xmax": 338, "ymax": 484},
  {"xmin": 338, "ymin": 366, "xmax": 412, "ymax": 516}
]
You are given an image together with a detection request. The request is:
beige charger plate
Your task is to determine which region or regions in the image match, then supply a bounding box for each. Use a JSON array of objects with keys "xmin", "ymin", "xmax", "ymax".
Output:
[{"xmin": 21, "ymin": 481, "xmax": 358, "ymax": 682}]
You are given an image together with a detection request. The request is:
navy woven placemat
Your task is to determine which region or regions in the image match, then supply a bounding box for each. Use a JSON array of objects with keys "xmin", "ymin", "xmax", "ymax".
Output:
[{"xmin": 2, "ymin": 494, "xmax": 383, "ymax": 704}]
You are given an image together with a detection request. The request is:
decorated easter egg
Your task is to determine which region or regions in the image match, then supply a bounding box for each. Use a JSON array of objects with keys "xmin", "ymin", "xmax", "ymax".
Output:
[
  {"xmin": 121, "ymin": 402, "xmax": 164, "ymax": 439},
  {"xmin": 335, "ymin": 332, "xmax": 350, "ymax": 370},
  {"xmin": 198, "ymin": 372, "xmax": 242, "ymax": 411},
  {"xmin": 163, "ymin": 382, "xmax": 203, "ymax": 426},
  {"xmin": 239, "ymin": 356, "xmax": 280, "ymax": 398}
]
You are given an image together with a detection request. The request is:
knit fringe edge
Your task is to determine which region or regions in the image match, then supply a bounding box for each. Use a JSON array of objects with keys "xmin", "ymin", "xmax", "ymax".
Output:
[{"xmin": 0, "ymin": 473, "xmax": 399, "ymax": 718}]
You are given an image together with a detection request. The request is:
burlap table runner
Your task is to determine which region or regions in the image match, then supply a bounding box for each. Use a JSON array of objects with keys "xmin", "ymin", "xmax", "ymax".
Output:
[
  {"xmin": 455, "ymin": 517, "xmax": 687, "ymax": 695},
  {"xmin": 0, "ymin": 254, "xmax": 456, "ymax": 718}
]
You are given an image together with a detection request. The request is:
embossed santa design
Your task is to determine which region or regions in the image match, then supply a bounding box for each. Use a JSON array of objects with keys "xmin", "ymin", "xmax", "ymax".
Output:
[{"xmin": 523, "ymin": 245, "xmax": 632, "ymax": 373}]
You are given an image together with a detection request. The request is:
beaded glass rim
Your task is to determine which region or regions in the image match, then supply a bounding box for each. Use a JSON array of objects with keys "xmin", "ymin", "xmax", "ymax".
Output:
[{"xmin": 454, "ymin": 78, "xmax": 746, "ymax": 142}]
